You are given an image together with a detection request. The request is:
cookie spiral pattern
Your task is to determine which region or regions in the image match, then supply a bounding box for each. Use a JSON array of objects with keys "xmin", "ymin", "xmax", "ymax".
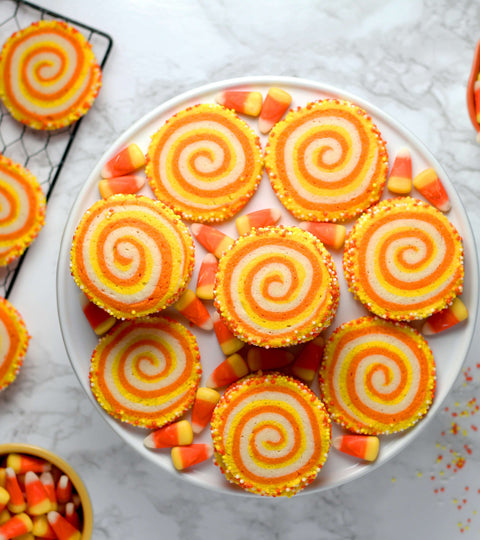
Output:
[
  {"xmin": 319, "ymin": 317, "xmax": 436, "ymax": 434},
  {"xmin": 343, "ymin": 197, "xmax": 464, "ymax": 321},
  {"xmin": 89, "ymin": 316, "xmax": 201, "ymax": 428},
  {"xmin": 211, "ymin": 373, "xmax": 331, "ymax": 497},
  {"xmin": 0, "ymin": 154, "xmax": 46, "ymax": 266},
  {"xmin": 264, "ymin": 99, "xmax": 388, "ymax": 222},
  {"xmin": 146, "ymin": 103, "xmax": 263, "ymax": 223},
  {"xmin": 214, "ymin": 226, "xmax": 339, "ymax": 348},
  {"xmin": 0, "ymin": 297, "xmax": 30, "ymax": 391},
  {"xmin": 0, "ymin": 20, "xmax": 102, "ymax": 130},
  {"xmin": 70, "ymin": 195, "xmax": 195, "ymax": 319}
]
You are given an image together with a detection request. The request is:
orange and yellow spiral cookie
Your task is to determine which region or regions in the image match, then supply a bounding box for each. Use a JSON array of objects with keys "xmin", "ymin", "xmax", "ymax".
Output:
[
  {"xmin": 319, "ymin": 316, "xmax": 436, "ymax": 434},
  {"xmin": 0, "ymin": 154, "xmax": 46, "ymax": 266},
  {"xmin": 214, "ymin": 226, "xmax": 339, "ymax": 348},
  {"xmin": 89, "ymin": 316, "xmax": 201, "ymax": 428},
  {"xmin": 0, "ymin": 20, "xmax": 102, "ymax": 130},
  {"xmin": 70, "ymin": 195, "xmax": 195, "ymax": 319},
  {"xmin": 0, "ymin": 298, "xmax": 30, "ymax": 391},
  {"xmin": 146, "ymin": 103, "xmax": 263, "ymax": 223},
  {"xmin": 264, "ymin": 99, "xmax": 388, "ymax": 222},
  {"xmin": 343, "ymin": 197, "xmax": 464, "ymax": 321},
  {"xmin": 211, "ymin": 372, "xmax": 331, "ymax": 496}
]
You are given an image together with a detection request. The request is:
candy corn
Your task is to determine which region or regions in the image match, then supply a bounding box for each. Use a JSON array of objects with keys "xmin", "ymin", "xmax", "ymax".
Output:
[
  {"xmin": 32, "ymin": 515, "xmax": 56, "ymax": 539},
  {"xmin": 0, "ymin": 512, "xmax": 32, "ymax": 540},
  {"xmin": 206, "ymin": 353, "xmax": 249, "ymax": 388},
  {"xmin": 196, "ymin": 254, "xmax": 218, "ymax": 301},
  {"xmin": 190, "ymin": 223, "xmax": 234, "ymax": 259},
  {"xmin": 387, "ymin": 147, "xmax": 412, "ymax": 195},
  {"xmin": 47, "ymin": 511, "xmax": 81, "ymax": 540},
  {"xmin": 0, "ymin": 488, "xmax": 9, "ymax": 514},
  {"xmin": 0, "ymin": 469, "xmax": 5, "ymax": 489},
  {"xmin": 235, "ymin": 208, "xmax": 281, "ymax": 236},
  {"xmin": 290, "ymin": 336, "xmax": 325, "ymax": 384},
  {"xmin": 98, "ymin": 175, "xmax": 145, "ymax": 198},
  {"xmin": 258, "ymin": 87, "xmax": 292, "ymax": 134},
  {"xmin": 422, "ymin": 297, "xmax": 468, "ymax": 335},
  {"xmin": 55, "ymin": 476, "xmax": 72, "ymax": 505},
  {"xmin": 191, "ymin": 387, "xmax": 221, "ymax": 434},
  {"xmin": 171, "ymin": 444, "xmax": 213, "ymax": 471},
  {"xmin": 24, "ymin": 472, "xmax": 51, "ymax": 515},
  {"xmin": 333, "ymin": 434, "xmax": 380, "ymax": 461},
  {"xmin": 413, "ymin": 168, "xmax": 451, "ymax": 212},
  {"xmin": 101, "ymin": 143, "xmax": 145, "ymax": 178},
  {"xmin": 5, "ymin": 468, "xmax": 26, "ymax": 513},
  {"xmin": 79, "ymin": 292, "xmax": 116, "ymax": 336},
  {"xmin": 475, "ymin": 80, "xmax": 480, "ymax": 123},
  {"xmin": 64, "ymin": 503, "xmax": 80, "ymax": 530},
  {"xmin": 143, "ymin": 420, "xmax": 193, "ymax": 449},
  {"xmin": 173, "ymin": 289, "xmax": 213, "ymax": 331},
  {"xmin": 40, "ymin": 473, "xmax": 57, "ymax": 512},
  {"xmin": 6, "ymin": 454, "xmax": 51, "ymax": 476},
  {"xmin": 212, "ymin": 312, "xmax": 244, "ymax": 356},
  {"xmin": 215, "ymin": 90, "xmax": 263, "ymax": 117},
  {"xmin": 299, "ymin": 222, "xmax": 346, "ymax": 250},
  {"xmin": 247, "ymin": 347, "xmax": 294, "ymax": 372}
]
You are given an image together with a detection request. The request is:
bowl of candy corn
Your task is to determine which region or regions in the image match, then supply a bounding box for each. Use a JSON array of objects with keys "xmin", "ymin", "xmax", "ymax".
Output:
[{"xmin": 0, "ymin": 443, "xmax": 93, "ymax": 539}]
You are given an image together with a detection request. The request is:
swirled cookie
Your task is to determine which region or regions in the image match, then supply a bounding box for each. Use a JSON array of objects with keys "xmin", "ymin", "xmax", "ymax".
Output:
[
  {"xmin": 70, "ymin": 195, "xmax": 195, "ymax": 319},
  {"xmin": 264, "ymin": 99, "xmax": 388, "ymax": 222},
  {"xmin": 0, "ymin": 154, "xmax": 46, "ymax": 266},
  {"xmin": 146, "ymin": 103, "xmax": 263, "ymax": 223},
  {"xmin": 0, "ymin": 298, "xmax": 30, "ymax": 391},
  {"xmin": 213, "ymin": 226, "xmax": 339, "ymax": 348},
  {"xmin": 343, "ymin": 197, "xmax": 464, "ymax": 321},
  {"xmin": 211, "ymin": 372, "xmax": 331, "ymax": 496},
  {"xmin": 89, "ymin": 316, "xmax": 201, "ymax": 428},
  {"xmin": 319, "ymin": 316, "xmax": 436, "ymax": 434},
  {"xmin": 0, "ymin": 20, "xmax": 102, "ymax": 130}
]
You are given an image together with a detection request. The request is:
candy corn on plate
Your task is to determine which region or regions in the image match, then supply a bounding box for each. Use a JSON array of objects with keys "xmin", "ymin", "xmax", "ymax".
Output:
[{"xmin": 57, "ymin": 77, "xmax": 478, "ymax": 496}]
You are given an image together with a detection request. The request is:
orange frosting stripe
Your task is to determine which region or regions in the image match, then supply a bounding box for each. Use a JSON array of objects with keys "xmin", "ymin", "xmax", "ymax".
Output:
[
  {"xmin": 0, "ymin": 154, "xmax": 46, "ymax": 266},
  {"xmin": 214, "ymin": 226, "xmax": 339, "ymax": 348},
  {"xmin": 343, "ymin": 197, "xmax": 464, "ymax": 320},
  {"xmin": 0, "ymin": 21, "xmax": 102, "ymax": 130},
  {"xmin": 211, "ymin": 373, "xmax": 331, "ymax": 496},
  {"xmin": 89, "ymin": 316, "xmax": 202, "ymax": 428},
  {"xmin": 265, "ymin": 99, "xmax": 388, "ymax": 222},
  {"xmin": 70, "ymin": 195, "xmax": 195, "ymax": 319},
  {"xmin": 319, "ymin": 317, "xmax": 436, "ymax": 435},
  {"xmin": 146, "ymin": 104, "xmax": 263, "ymax": 223}
]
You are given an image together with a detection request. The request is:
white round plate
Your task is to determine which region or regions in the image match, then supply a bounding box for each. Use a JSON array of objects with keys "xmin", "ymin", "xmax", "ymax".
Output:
[{"xmin": 57, "ymin": 76, "xmax": 478, "ymax": 496}]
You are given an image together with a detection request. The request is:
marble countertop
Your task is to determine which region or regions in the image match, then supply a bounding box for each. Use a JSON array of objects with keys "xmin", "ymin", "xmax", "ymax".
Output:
[{"xmin": 2, "ymin": 0, "xmax": 480, "ymax": 538}]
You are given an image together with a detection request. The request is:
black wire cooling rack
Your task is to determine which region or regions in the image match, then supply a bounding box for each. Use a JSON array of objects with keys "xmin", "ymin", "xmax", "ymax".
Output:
[{"xmin": 0, "ymin": 0, "xmax": 113, "ymax": 298}]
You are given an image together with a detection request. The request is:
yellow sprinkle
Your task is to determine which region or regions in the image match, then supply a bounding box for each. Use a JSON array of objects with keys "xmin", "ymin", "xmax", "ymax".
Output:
[
  {"xmin": 440, "ymin": 471, "xmax": 444, "ymax": 476},
  {"xmin": 453, "ymin": 498, "xmax": 458, "ymax": 504},
  {"xmin": 417, "ymin": 471, "xmax": 423, "ymax": 478},
  {"xmin": 391, "ymin": 477, "xmax": 396, "ymax": 483}
]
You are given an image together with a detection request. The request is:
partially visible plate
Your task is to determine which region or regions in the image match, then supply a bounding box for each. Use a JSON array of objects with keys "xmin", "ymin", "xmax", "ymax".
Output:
[{"xmin": 56, "ymin": 76, "xmax": 478, "ymax": 495}]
